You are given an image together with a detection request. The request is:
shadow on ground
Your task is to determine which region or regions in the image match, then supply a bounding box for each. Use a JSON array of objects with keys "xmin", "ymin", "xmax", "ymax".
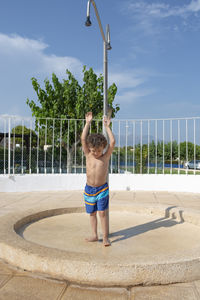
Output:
[{"xmin": 110, "ymin": 206, "xmax": 184, "ymax": 243}]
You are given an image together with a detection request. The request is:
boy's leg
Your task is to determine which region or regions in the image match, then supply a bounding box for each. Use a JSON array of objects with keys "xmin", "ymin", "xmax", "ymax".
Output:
[
  {"xmin": 98, "ymin": 209, "xmax": 110, "ymax": 246},
  {"xmin": 86, "ymin": 211, "xmax": 98, "ymax": 242}
]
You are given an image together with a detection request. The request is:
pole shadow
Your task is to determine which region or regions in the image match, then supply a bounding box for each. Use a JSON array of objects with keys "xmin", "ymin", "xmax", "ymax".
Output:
[{"xmin": 110, "ymin": 206, "xmax": 184, "ymax": 244}]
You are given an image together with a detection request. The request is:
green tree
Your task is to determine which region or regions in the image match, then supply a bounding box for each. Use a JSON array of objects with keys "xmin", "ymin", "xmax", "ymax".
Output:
[
  {"xmin": 11, "ymin": 125, "xmax": 37, "ymax": 148},
  {"xmin": 180, "ymin": 142, "xmax": 194, "ymax": 161},
  {"xmin": 26, "ymin": 66, "xmax": 119, "ymax": 171}
]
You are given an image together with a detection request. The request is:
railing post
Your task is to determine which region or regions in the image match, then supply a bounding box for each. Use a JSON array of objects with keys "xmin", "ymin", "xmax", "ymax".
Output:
[
  {"xmin": 125, "ymin": 121, "xmax": 128, "ymax": 173},
  {"xmin": 178, "ymin": 119, "xmax": 180, "ymax": 174},
  {"xmin": 82, "ymin": 120, "xmax": 85, "ymax": 174},
  {"xmin": 194, "ymin": 119, "xmax": 196, "ymax": 175},
  {"xmin": 67, "ymin": 120, "xmax": 69, "ymax": 173},
  {"xmin": 186, "ymin": 119, "xmax": 188, "ymax": 175},
  {"xmin": 59, "ymin": 120, "xmax": 62, "ymax": 174},
  {"xmin": 118, "ymin": 120, "xmax": 120, "ymax": 174},
  {"xmin": 36, "ymin": 121, "xmax": 40, "ymax": 174},
  {"xmin": 140, "ymin": 120, "xmax": 143, "ymax": 174},
  {"xmin": 170, "ymin": 119, "xmax": 172, "ymax": 175},
  {"xmin": 155, "ymin": 120, "xmax": 157, "ymax": 174},
  {"xmin": 8, "ymin": 118, "xmax": 11, "ymax": 175},
  {"xmin": 29, "ymin": 119, "xmax": 32, "ymax": 174},
  {"xmin": 148, "ymin": 120, "xmax": 150, "ymax": 174},
  {"xmin": 13, "ymin": 119, "xmax": 15, "ymax": 175},
  {"xmin": 133, "ymin": 121, "xmax": 135, "ymax": 174},
  {"xmin": 75, "ymin": 120, "xmax": 77, "ymax": 174},
  {"xmin": 52, "ymin": 119, "xmax": 55, "ymax": 174},
  {"xmin": 21, "ymin": 120, "xmax": 24, "ymax": 174},
  {"xmin": 163, "ymin": 120, "xmax": 165, "ymax": 174},
  {"xmin": 110, "ymin": 120, "xmax": 113, "ymax": 174},
  {"xmin": 44, "ymin": 119, "xmax": 47, "ymax": 174}
]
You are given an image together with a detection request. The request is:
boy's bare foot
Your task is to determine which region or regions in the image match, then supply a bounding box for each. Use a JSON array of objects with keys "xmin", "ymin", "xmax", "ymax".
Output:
[
  {"xmin": 103, "ymin": 238, "xmax": 111, "ymax": 247},
  {"xmin": 85, "ymin": 236, "xmax": 98, "ymax": 242}
]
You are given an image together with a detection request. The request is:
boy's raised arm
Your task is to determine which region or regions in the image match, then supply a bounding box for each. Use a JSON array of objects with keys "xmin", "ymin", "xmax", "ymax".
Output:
[
  {"xmin": 81, "ymin": 112, "xmax": 92, "ymax": 155},
  {"xmin": 104, "ymin": 116, "xmax": 115, "ymax": 158}
]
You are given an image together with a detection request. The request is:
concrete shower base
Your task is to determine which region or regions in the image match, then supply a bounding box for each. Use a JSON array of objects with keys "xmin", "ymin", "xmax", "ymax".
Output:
[{"xmin": 1, "ymin": 204, "xmax": 200, "ymax": 287}]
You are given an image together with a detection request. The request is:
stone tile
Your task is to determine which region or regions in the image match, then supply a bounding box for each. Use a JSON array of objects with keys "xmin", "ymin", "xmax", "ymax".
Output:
[
  {"xmin": 175, "ymin": 193, "xmax": 197, "ymax": 200},
  {"xmin": 194, "ymin": 280, "xmax": 200, "ymax": 298},
  {"xmin": 0, "ymin": 194, "xmax": 43, "ymax": 211},
  {"xmin": 46, "ymin": 191, "xmax": 82, "ymax": 201},
  {"xmin": 13, "ymin": 191, "xmax": 83, "ymax": 209},
  {"xmin": 0, "ymin": 274, "xmax": 11, "ymax": 287},
  {"xmin": 180, "ymin": 202, "xmax": 200, "ymax": 210},
  {"xmin": 131, "ymin": 285, "xmax": 198, "ymax": 300},
  {"xmin": 174, "ymin": 193, "xmax": 200, "ymax": 208},
  {"xmin": 0, "ymin": 261, "xmax": 14, "ymax": 275},
  {"xmin": 135, "ymin": 192, "xmax": 156, "ymax": 203},
  {"xmin": 155, "ymin": 193, "xmax": 180, "ymax": 204},
  {"xmin": 173, "ymin": 281, "xmax": 195, "ymax": 287},
  {"xmin": 192, "ymin": 194, "xmax": 200, "ymax": 201},
  {"xmin": 0, "ymin": 193, "xmax": 23, "ymax": 201},
  {"xmin": 62, "ymin": 285, "xmax": 129, "ymax": 300},
  {"xmin": 185, "ymin": 199, "xmax": 200, "ymax": 205},
  {"xmin": 0, "ymin": 276, "xmax": 66, "ymax": 300},
  {"xmin": 0, "ymin": 196, "xmax": 26, "ymax": 209},
  {"xmin": 156, "ymin": 199, "xmax": 182, "ymax": 206},
  {"xmin": 109, "ymin": 191, "xmax": 117, "ymax": 200},
  {"xmin": 41, "ymin": 197, "xmax": 83, "ymax": 206},
  {"xmin": 111, "ymin": 191, "xmax": 135, "ymax": 201}
]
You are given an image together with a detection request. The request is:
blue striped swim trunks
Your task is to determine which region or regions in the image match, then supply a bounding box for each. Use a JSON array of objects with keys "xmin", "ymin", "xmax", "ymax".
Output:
[{"xmin": 84, "ymin": 182, "xmax": 109, "ymax": 214}]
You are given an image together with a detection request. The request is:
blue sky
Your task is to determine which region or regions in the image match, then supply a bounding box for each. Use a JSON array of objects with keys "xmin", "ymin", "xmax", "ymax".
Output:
[{"xmin": 0, "ymin": 0, "xmax": 200, "ymax": 119}]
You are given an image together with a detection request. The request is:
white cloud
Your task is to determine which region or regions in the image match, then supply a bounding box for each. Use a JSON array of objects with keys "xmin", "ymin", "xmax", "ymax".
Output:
[
  {"xmin": 128, "ymin": 2, "xmax": 170, "ymax": 18},
  {"xmin": 124, "ymin": 0, "xmax": 200, "ymax": 35},
  {"xmin": 0, "ymin": 33, "xmax": 47, "ymax": 52},
  {"xmin": 109, "ymin": 71, "xmax": 145, "ymax": 89},
  {"xmin": 115, "ymin": 88, "xmax": 155, "ymax": 104},
  {"xmin": 0, "ymin": 33, "xmax": 84, "ymax": 116},
  {"xmin": 41, "ymin": 55, "xmax": 83, "ymax": 78},
  {"xmin": 188, "ymin": 0, "xmax": 200, "ymax": 12},
  {"xmin": 0, "ymin": 33, "xmax": 83, "ymax": 79},
  {"xmin": 127, "ymin": 0, "xmax": 200, "ymax": 18},
  {"xmin": 95, "ymin": 66, "xmax": 152, "ymax": 103},
  {"xmin": 107, "ymin": 67, "xmax": 156, "ymax": 104}
]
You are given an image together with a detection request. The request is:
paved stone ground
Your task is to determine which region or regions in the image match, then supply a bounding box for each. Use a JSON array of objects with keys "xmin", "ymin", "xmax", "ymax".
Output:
[{"xmin": 0, "ymin": 190, "xmax": 200, "ymax": 299}]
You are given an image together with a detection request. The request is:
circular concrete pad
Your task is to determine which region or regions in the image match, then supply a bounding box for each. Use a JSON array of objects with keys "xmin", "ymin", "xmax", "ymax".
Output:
[
  {"xmin": 21, "ymin": 211, "xmax": 200, "ymax": 264},
  {"xmin": 1, "ymin": 204, "xmax": 200, "ymax": 286}
]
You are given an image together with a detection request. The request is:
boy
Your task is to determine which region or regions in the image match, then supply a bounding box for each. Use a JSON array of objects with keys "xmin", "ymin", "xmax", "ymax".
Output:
[{"xmin": 81, "ymin": 112, "xmax": 115, "ymax": 247}]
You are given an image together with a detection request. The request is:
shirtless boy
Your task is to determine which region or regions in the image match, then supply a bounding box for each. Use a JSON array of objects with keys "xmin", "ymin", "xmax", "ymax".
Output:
[{"xmin": 81, "ymin": 112, "xmax": 115, "ymax": 246}]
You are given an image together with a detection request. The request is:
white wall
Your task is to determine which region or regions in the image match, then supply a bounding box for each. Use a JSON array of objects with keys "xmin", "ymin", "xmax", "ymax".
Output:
[{"xmin": 0, "ymin": 174, "xmax": 199, "ymax": 193}]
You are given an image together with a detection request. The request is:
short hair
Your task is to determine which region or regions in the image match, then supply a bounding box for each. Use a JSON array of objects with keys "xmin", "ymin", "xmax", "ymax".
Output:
[{"xmin": 86, "ymin": 133, "xmax": 107, "ymax": 149}]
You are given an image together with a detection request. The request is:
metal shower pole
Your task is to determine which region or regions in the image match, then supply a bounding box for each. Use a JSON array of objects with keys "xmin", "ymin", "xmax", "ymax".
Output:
[
  {"xmin": 85, "ymin": 0, "xmax": 112, "ymax": 234},
  {"xmin": 85, "ymin": 0, "xmax": 112, "ymax": 135}
]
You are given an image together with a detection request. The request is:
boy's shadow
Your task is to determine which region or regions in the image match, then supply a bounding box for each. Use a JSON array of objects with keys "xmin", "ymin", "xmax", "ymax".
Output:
[{"xmin": 110, "ymin": 206, "xmax": 184, "ymax": 243}]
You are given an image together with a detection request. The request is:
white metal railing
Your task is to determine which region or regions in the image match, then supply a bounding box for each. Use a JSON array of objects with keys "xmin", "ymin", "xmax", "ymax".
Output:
[{"xmin": 1, "ymin": 116, "xmax": 200, "ymax": 175}]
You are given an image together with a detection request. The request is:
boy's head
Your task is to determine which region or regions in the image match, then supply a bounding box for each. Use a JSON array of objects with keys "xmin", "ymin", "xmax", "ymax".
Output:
[{"xmin": 86, "ymin": 133, "xmax": 107, "ymax": 158}]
